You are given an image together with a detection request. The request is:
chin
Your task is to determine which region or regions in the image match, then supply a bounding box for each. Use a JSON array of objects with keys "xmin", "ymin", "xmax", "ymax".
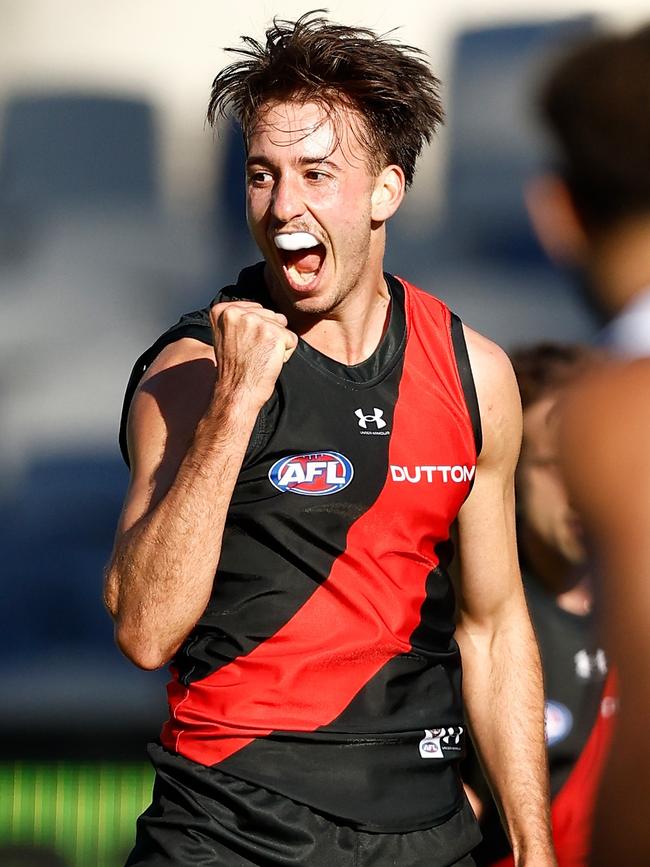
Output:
[
  {"xmin": 274, "ymin": 274, "xmax": 340, "ymax": 317},
  {"xmin": 293, "ymin": 295, "xmax": 342, "ymax": 318}
]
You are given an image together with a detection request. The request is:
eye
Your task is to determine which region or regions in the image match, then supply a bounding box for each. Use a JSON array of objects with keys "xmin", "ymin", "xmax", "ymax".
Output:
[
  {"xmin": 305, "ymin": 169, "xmax": 328, "ymax": 182},
  {"xmin": 248, "ymin": 170, "xmax": 273, "ymax": 187}
]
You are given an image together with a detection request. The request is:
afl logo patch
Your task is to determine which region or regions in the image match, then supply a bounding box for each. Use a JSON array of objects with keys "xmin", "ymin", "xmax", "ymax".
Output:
[
  {"xmin": 269, "ymin": 452, "xmax": 354, "ymax": 496},
  {"xmin": 545, "ymin": 700, "xmax": 573, "ymax": 746}
]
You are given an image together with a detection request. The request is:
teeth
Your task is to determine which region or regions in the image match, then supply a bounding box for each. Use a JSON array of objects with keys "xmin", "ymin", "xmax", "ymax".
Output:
[{"xmin": 274, "ymin": 232, "xmax": 320, "ymax": 251}]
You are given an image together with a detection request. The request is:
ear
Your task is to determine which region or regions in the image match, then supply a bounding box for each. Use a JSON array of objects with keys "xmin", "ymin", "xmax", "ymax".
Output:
[
  {"xmin": 371, "ymin": 165, "xmax": 405, "ymax": 222},
  {"xmin": 525, "ymin": 174, "xmax": 589, "ymax": 265}
]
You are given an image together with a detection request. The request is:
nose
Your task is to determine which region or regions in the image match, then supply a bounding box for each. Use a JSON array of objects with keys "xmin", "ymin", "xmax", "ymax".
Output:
[{"xmin": 271, "ymin": 173, "xmax": 305, "ymax": 224}]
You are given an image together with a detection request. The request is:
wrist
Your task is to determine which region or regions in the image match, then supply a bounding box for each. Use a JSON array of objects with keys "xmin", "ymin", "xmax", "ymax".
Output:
[
  {"xmin": 215, "ymin": 374, "xmax": 272, "ymax": 417},
  {"xmin": 512, "ymin": 839, "xmax": 557, "ymax": 867},
  {"xmin": 188, "ymin": 395, "xmax": 259, "ymax": 478},
  {"xmin": 210, "ymin": 380, "xmax": 266, "ymax": 422}
]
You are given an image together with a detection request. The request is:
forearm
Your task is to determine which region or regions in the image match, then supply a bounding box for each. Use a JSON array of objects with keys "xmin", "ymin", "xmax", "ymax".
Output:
[
  {"xmin": 106, "ymin": 395, "xmax": 258, "ymax": 668},
  {"xmin": 459, "ymin": 605, "xmax": 554, "ymax": 865}
]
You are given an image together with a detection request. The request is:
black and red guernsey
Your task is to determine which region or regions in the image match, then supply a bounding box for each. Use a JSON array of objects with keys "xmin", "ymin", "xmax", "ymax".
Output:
[{"xmin": 120, "ymin": 263, "xmax": 482, "ymax": 834}]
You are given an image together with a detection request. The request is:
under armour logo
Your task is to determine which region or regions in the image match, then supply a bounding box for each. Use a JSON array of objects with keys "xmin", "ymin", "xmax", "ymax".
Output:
[{"xmin": 355, "ymin": 408, "xmax": 387, "ymax": 429}]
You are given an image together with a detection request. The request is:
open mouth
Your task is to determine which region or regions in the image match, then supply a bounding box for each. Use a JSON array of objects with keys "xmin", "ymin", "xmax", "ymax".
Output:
[{"xmin": 274, "ymin": 232, "xmax": 326, "ymax": 289}]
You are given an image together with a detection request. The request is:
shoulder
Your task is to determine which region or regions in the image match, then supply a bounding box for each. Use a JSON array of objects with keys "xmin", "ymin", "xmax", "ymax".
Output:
[
  {"xmin": 118, "ymin": 293, "xmax": 217, "ymax": 465},
  {"xmin": 463, "ymin": 324, "xmax": 522, "ymax": 467},
  {"xmin": 116, "ymin": 336, "xmax": 218, "ymax": 528},
  {"xmin": 463, "ymin": 324, "xmax": 518, "ymax": 405},
  {"xmin": 139, "ymin": 336, "xmax": 215, "ymax": 389},
  {"xmin": 133, "ymin": 336, "xmax": 217, "ymax": 436},
  {"xmin": 396, "ymin": 276, "xmax": 448, "ymax": 320},
  {"xmin": 124, "ymin": 337, "xmax": 216, "ymax": 471}
]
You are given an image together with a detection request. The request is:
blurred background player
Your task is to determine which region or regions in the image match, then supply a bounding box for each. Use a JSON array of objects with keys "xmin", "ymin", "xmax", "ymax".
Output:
[
  {"xmin": 526, "ymin": 22, "xmax": 650, "ymax": 865},
  {"xmin": 527, "ymin": 24, "xmax": 650, "ymax": 359},
  {"xmin": 464, "ymin": 343, "xmax": 615, "ymax": 867},
  {"xmin": 561, "ymin": 360, "xmax": 650, "ymax": 866}
]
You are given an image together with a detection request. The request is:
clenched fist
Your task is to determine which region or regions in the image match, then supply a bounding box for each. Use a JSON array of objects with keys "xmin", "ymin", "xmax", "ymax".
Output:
[{"xmin": 210, "ymin": 301, "xmax": 298, "ymax": 409}]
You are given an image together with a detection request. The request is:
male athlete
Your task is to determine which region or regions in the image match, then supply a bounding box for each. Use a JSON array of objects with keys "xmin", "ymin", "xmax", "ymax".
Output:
[{"xmin": 105, "ymin": 14, "xmax": 555, "ymax": 866}]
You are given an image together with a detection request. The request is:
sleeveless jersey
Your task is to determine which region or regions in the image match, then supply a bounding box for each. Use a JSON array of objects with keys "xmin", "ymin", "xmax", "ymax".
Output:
[{"xmin": 120, "ymin": 263, "xmax": 482, "ymax": 833}]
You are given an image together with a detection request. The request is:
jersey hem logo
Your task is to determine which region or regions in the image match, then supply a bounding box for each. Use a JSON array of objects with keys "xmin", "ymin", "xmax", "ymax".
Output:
[
  {"xmin": 419, "ymin": 726, "xmax": 464, "ymax": 759},
  {"xmin": 269, "ymin": 452, "xmax": 354, "ymax": 496}
]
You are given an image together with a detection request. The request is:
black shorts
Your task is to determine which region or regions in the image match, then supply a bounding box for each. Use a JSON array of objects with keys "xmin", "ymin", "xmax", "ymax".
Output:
[{"xmin": 125, "ymin": 743, "xmax": 480, "ymax": 867}]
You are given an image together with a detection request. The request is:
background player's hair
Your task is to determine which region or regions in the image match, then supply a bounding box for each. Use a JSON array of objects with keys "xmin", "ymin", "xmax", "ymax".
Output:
[
  {"xmin": 539, "ymin": 25, "xmax": 650, "ymax": 233},
  {"xmin": 207, "ymin": 10, "xmax": 444, "ymax": 188},
  {"xmin": 510, "ymin": 342, "xmax": 595, "ymax": 410}
]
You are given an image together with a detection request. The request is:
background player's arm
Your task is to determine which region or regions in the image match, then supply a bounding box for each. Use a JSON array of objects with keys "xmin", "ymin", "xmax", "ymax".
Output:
[
  {"xmin": 561, "ymin": 361, "xmax": 650, "ymax": 866},
  {"xmin": 104, "ymin": 302, "xmax": 296, "ymax": 670},
  {"xmin": 455, "ymin": 328, "xmax": 555, "ymax": 867}
]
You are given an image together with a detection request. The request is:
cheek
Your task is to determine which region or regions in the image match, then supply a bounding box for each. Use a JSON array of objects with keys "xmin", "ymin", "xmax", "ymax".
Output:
[
  {"xmin": 246, "ymin": 186, "xmax": 271, "ymax": 217},
  {"xmin": 312, "ymin": 182, "xmax": 342, "ymax": 211},
  {"xmin": 316, "ymin": 182, "xmax": 372, "ymax": 228},
  {"xmin": 535, "ymin": 477, "xmax": 572, "ymax": 537},
  {"xmin": 246, "ymin": 197, "xmax": 270, "ymax": 239}
]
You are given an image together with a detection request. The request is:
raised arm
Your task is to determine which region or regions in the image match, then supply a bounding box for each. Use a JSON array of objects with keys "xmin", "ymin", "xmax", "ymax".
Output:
[
  {"xmin": 104, "ymin": 302, "xmax": 297, "ymax": 670},
  {"xmin": 455, "ymin": 327, "xmax": 555, "ymax": 866}
]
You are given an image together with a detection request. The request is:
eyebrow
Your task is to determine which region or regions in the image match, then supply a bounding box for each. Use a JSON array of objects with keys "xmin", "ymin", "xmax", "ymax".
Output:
[{"xmin": 246, "ymin": 155, "xmax": 341, "ymax": 170}]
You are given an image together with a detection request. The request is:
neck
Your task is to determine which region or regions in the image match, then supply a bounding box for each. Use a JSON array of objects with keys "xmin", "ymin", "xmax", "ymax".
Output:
[
  {"xmin": 588, "ymin": 215, "xmax": 650, "ymax": 316},
  {"xmin": 521, "ymin": 527, "xmax": 593, "ymax": 615},
  {"xmin": 297, "ymin": 280, "xmax": 391, "ymax": 364}
]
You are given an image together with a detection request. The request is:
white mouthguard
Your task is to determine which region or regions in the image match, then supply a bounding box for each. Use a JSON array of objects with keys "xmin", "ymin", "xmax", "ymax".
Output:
[{"xmin": 274, "ymin": 232, "xmax": 320, "ymax": 251}]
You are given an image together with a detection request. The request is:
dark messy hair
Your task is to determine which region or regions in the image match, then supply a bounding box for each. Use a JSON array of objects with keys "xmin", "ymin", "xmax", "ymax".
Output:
[
  {"xmin": 207, "ymin": 10, "xmax": 444, "ymax": 188},
  {"xmin": 539, "ymin": 25, "xmax": 650, "ymax": 233},
  {"xmin": 510, "ymin": 342, "xmax": 595, "ymax": 410}
]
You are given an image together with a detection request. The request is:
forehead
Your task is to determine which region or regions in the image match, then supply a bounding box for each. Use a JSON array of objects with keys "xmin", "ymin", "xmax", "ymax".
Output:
[{"xmin": 248, "ymin": 99, "xmax": 371, "ymax": 167}]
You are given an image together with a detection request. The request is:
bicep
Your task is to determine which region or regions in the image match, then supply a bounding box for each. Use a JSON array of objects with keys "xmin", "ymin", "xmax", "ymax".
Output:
[
  {"xmin": 456, "ymin": 462, "xmax": 520, "ymax": 625},
  {"xmin": 455, "ymin": 330, "xmax": 524, "ymax": 624}
]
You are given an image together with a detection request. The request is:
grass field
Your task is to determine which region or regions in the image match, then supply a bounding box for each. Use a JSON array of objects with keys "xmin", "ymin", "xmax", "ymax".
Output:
[{"xmin": 0, "ymin": 762, "xmax": 154, "ymax": 867}]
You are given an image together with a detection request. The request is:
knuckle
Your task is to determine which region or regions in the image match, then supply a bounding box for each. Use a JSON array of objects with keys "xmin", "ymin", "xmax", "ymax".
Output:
[
  {"xmin": 221, "ymin": 305, "xmax": 241, "ymax": 325},
  {"xmin": 210, "ymin": 300, "xmax": 231, "ymax": 316},
  {"xmin": 212, "ymin": 300, "xmax": 261, "ymax": 319}
]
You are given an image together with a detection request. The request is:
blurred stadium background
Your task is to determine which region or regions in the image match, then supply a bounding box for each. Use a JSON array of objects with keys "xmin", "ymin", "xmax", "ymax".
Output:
[{"xmin": 0, "ymin": 1, "xmax": 645, "ymax": 865}]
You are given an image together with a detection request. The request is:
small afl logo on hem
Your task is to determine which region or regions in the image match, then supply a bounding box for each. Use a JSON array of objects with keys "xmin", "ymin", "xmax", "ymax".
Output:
[
  {"xmin": 419, "ymin": 727, "xmax": 464, "ymax": 759},
  {"xmin": 269, "ymin": 452, "xmax": 354, "ymax": 496}
]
